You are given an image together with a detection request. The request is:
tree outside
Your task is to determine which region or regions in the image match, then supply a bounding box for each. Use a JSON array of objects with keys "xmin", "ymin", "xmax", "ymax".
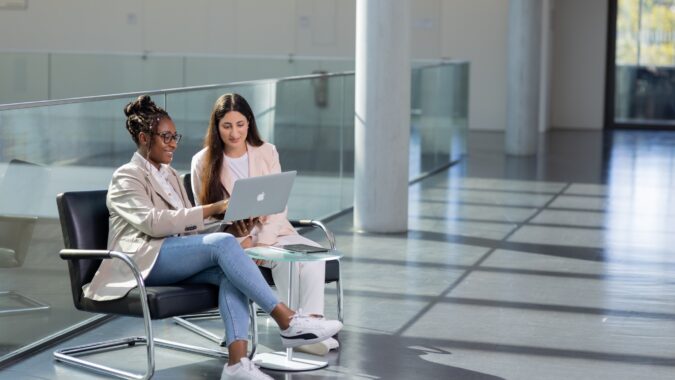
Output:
[{"xmin": 616, "ymin": 0, "xmax": 675, "ymax": 67}]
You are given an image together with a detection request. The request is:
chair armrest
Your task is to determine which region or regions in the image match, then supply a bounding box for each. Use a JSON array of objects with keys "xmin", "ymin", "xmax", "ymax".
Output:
[
  {"xmin": 289, "ymin": 219, "xmax": 336, "ymax": 250},
  {"xmin": 60, "ymin": 248, "xmax": 154, "ymax": 331},
  {"xmin": 60, "ymin": 249, "xmax": 112, "ymax": 260},
  {"xmin": 59, "ymin": 250, "xmax": 144, "ymax": 288}
]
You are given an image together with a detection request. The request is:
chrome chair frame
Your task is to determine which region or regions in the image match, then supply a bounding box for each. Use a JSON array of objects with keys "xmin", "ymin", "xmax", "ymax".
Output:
[{"xmin": 54, "ymin": 249, "xmax": 238, "ymax": 380}]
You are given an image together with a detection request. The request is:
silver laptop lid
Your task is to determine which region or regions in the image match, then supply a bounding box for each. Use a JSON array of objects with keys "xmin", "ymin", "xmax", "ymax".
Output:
[{"xmin": 222, "ymin": 171, "xmax": 296, "ymax": 223}]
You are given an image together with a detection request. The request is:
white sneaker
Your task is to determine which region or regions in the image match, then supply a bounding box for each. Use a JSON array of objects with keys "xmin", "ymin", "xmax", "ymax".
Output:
[
  {"xmin": 325, "ymin": 337, "xmax": 340, "ymax": 350},
  {"xmin": 221, "ymin": 358, "xmax": 272, "ymax": 380},
  {"xmin": 280, "ymin": 313, "xmax": 343, "ymax": 348},
  {"xmin": 296, "ymin": 337, "xmax": 340, "ymax": 356}
]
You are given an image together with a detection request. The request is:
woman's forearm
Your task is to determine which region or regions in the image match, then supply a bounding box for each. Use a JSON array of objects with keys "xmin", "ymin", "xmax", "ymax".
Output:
[{"xmin": 202, "ymin": 199, "xmax": 228, "ymax": 218}]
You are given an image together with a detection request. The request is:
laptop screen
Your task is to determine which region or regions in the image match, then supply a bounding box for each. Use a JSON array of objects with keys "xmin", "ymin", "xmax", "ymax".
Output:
[{"xmin": 222, "ymin": 171, "xmax": 296, "ymax": 222}]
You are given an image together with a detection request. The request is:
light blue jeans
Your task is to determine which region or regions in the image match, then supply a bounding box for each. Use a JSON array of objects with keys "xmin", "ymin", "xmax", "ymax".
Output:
[{"xmin": 145, "ymin": 232, "xmax": 279, "ymax": 346}]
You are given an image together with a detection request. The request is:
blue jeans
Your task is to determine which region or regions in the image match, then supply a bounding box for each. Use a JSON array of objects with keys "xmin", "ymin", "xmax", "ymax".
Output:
[{"xmin": 145, "ymin": 232, "xmax": 279, "ymax": 346}]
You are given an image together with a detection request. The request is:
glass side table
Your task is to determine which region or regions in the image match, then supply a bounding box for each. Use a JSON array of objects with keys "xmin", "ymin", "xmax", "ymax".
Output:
[{"xmin": 245, "ymin": 246, "xmax": 343, "ymax": 372}]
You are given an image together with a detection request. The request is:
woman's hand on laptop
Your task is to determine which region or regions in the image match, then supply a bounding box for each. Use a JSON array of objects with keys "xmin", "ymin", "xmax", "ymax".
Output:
[
  {"xmin": 202, "ymin": 199, "xmax": 229, "ymax": 218},
  {"xmin": 239, "ymin": 236, "xmax": 253, "ymax": 249},
  {"xmin": 226, "ymin": 218, "xmax": 259, "ymax": 237}
]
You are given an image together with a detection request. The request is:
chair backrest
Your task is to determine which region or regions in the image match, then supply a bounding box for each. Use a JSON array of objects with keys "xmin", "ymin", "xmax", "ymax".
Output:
[
  {"xmin": 56, "ymin": 190, "xmax": 109, "ymax": 307},
  {"xmin": 181, "ymin": 173, "xmax": 195, "ymax": 207}
]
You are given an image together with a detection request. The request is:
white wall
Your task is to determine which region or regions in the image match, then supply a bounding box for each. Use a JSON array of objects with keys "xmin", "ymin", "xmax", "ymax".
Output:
[
  {"xmin": 0, "ymin": 0, "xmax": 143, "ymax": 52},
  {"xmin": 0, "ymin": 0, "xmax": 608, "ymax": 130},
  {"xmin": 0, "ymin": 0, "xmax": 356, "ymax": 56},
  {"xmin": 431, "ymin": 0, "xmax": 608, "ymax": 131},
  {"xmin": 550, "ymin": 0, "xmax": 608, "ymax": 129},
  {"xmin": 438, "ymin": 0, "xmax": 509, "ymax": 130}
]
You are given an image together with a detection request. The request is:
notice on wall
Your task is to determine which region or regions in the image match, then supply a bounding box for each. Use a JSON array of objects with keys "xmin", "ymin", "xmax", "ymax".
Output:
[{"xmin": 0, "ymin": 0, "xmax": 27, "ymax": 10}]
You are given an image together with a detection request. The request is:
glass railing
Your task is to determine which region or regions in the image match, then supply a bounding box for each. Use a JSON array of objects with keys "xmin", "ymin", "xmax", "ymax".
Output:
[
  {"xmin": 0, "ymin": 51, "xmax": 446, "ymax": 106},
  {"xmin": 411, "ymin": 62, "xmax": 469, "ymax": 178},
  {"xmin": 0, "ymin": 61, "xmax": 468, "ymax": 365},
  {"xmin": 0, "ymin": 51, "xmax": 359, "ymax": 105}
]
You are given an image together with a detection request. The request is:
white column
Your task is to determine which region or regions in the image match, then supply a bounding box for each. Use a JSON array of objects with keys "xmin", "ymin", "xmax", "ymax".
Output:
[
  {"xmin": 506, "ymin": 0, "xmax": 542, "ymax": 156},
  {"xmin": 539, "ymin": 0, "xmax": 554, "ymax": 133},
  {"xmin": 354, "ymin": 0, "xmax": 411, "ymax": 233}
]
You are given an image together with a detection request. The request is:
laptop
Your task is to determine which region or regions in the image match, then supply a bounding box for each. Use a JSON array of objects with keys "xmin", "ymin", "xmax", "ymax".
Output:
[{"xmin": 221, "ymin": 171, "xmax": 297, "ymax": 223}]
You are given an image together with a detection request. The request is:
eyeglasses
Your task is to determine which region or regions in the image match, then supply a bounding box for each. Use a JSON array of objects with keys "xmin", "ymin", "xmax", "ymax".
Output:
[{"xmin": 153, "ymin": 132, "xmax": 182, "ymax": 144}]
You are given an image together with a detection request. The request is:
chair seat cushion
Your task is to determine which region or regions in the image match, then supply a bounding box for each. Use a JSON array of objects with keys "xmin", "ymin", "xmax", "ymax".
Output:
[
  {"xmin": 258, "ymin": 266, "xmax": 275, "ymax": 285},
  {"xmin": 79, "ymin": 284, "xmax": 219, "ymax": 319}
]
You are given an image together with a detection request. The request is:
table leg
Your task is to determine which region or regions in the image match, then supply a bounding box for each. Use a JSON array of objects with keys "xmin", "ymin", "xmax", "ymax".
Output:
[
  {"xmin": 254, "ymin": 261, "xmax": 329, "ymax": 371},
  {"xmin": 287, "ymin": 259, "xmax": 293, "ymax": 360}
]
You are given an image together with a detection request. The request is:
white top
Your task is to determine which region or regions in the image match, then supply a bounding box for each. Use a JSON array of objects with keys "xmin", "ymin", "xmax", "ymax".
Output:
[
  {"xmin": 134, "ymin": 152, "xmax": 183, "ymax": 209},
  {"xmin": 224, "ymin": 151, "xmax": 260, "ymax": 236},
  {"xmin": 225, "ymin": 152, "xmax": 249, "ymax": 181}
]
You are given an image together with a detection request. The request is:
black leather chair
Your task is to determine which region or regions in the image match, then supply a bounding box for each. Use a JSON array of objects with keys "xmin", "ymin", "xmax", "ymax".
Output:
[
  {"xmin": 174, "ymin": 173, "xmax": 343, "ymax": 345},
  {"xmin": 54, "ymin": 190, "xmax": 257, "ymax": 379}
]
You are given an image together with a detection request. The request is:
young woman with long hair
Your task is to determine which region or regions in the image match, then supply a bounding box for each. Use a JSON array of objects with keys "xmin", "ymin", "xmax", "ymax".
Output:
[{"xmin": 191, "ymin": 93, "xmax": 339, "ymax": 355}]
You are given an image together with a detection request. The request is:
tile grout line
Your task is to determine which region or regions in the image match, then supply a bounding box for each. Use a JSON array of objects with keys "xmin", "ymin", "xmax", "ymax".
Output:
[
  {"xmin": 505, "ymin": 182, "xmax": 575, "ymax": 239},
  {"xmin": 394, "ymin": 182, "xmax": 573, "ymax": 336}
]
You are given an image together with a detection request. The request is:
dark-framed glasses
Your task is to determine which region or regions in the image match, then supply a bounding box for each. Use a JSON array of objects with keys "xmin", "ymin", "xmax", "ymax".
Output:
[{"xmin": 153, "ymin": 132, "xmax": 182, "ymax": 144}]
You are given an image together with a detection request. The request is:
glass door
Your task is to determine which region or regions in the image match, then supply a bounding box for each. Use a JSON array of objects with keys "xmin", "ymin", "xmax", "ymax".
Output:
[{"xmin": 607, "ymin": 0, "xmax": 675, "ymax": 128}]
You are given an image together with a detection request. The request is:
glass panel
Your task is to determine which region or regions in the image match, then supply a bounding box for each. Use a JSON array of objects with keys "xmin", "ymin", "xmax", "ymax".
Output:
[
  {"xmin": 0, "ymin": 53, "xmax": 356, "ymax": 105},
  {"xmin": 185, "ymin": 56, "xmax": 297, "ymax": 86},
  {"xmin": 451, "ymin": 62, "xmax": 470, "ymax": 161},
  {"xmin": 0, "ymin": 52, "xmax": 49, "ymax": 104},
  {"xmin": 340, "ymin": 75, "xmax": 356, "ymax": 210},
  {"xmin": 275, "ymin": 76, "xmax": 345, "ymax": 220},
  {"xmin": 50, "ymin": 54, "xmax": 184, "ymax": 99},
  {"xmin": 0, "ymin": 55, "xmax": 444, "ymax": 108},
  {"xmin": 412, "ymin": 62, "xmax": 469, "ymax": 179},
  {"xmin": 615, "ymin": 0, "xmax": 675, "ymax": 125},
  {"xmin": 0, "ymin": 95, "xmax": 153, "ymax": 360}
]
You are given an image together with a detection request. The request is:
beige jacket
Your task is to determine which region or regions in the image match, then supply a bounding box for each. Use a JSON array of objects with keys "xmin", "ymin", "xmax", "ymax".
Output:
[
  {"xmin": 190, "ymin": 142, "xmax": 295, "ymax": 245},
  {"xmin": 83, "ymin": 153, "xmax": 205, "ymax": 301}
]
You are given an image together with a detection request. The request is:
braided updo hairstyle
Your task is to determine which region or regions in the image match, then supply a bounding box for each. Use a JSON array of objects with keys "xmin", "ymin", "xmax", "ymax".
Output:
[{"xmin": 124, "ymin": 95, "xmax": 170, "ymax": 146}]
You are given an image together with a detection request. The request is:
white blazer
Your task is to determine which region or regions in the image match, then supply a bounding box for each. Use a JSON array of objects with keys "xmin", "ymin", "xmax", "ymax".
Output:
[{"xmin": 83, "ymin": 153, "xmax": 205, "ymax": 301}]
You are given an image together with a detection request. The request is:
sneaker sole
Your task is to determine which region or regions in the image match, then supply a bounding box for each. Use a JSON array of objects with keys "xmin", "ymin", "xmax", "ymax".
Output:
[
  {"xmin": 295, "ymin": 342, "xmax": 330, "ymax": 356},
  {"xmin": 280, "ymin": 324, "xmax": 342, "ymax": 348}
]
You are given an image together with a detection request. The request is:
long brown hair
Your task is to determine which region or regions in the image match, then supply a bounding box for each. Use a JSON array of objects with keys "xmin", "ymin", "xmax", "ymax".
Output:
[{"xmin": 199, "ymin": 93, "xmax": 264, "ymax": 205}]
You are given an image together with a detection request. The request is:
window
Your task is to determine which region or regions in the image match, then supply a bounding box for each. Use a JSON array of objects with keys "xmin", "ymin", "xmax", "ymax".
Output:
[{"xmin": 607, "ymin": 0, "xmax": 675, "ymax": 128}]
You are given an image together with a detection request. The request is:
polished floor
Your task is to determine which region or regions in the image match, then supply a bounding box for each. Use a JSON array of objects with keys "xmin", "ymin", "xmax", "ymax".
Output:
[{"xmin": 3, "ymin": 130, "xmax": 675, "ymax": 379}]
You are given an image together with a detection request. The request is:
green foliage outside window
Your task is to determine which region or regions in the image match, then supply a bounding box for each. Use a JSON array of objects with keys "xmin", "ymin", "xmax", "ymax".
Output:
[{"xmin": 616, "ymin": 0, "xmax": 675, "ymax": 66}]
